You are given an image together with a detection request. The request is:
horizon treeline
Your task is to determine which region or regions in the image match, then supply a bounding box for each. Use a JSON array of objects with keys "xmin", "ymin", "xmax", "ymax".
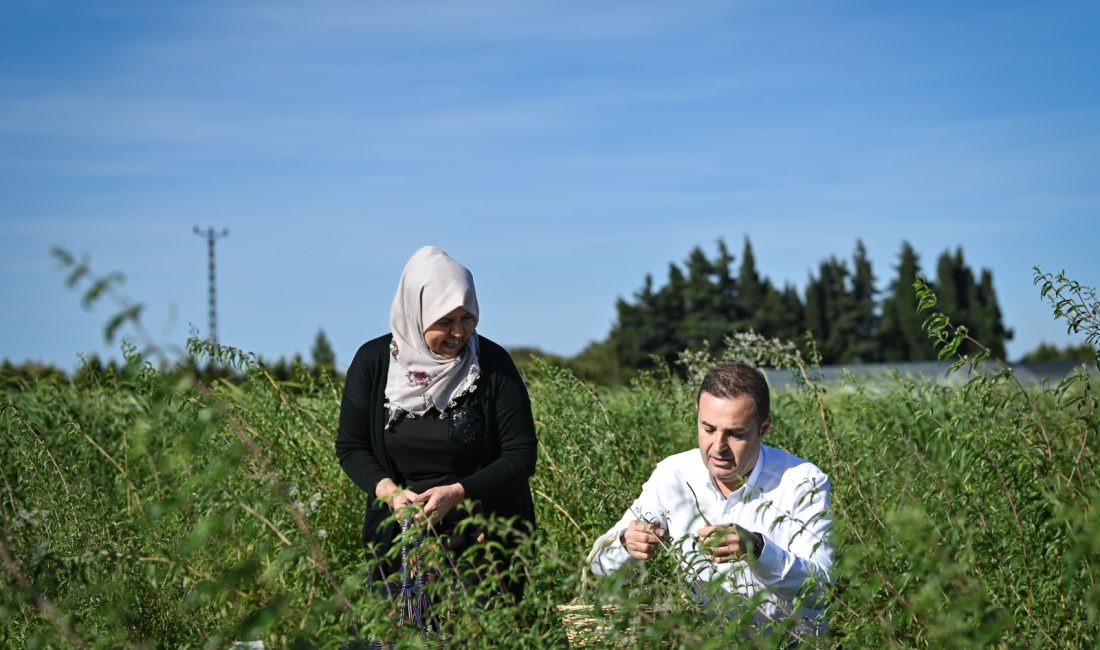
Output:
[
  {"xmin": 537, "ymin": 238, "xmax": 1015, "ymax": 384},
  {"xmin": 0, "ymin": 330, "xmax": 340, "ymax": 389},
  {"xmin": 4, "ymin": 240, "xmax": 1092, "ymax": 388}
]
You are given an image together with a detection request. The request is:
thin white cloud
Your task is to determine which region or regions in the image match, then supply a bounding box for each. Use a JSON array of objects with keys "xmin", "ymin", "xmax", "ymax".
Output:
[{"xmin": 2, "ymin": 1, "xmax": 1097, "ymax": 365}]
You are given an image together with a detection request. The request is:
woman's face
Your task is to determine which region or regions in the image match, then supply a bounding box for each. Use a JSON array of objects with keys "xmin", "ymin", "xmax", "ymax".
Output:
[{"xmin": 423, "ymin": 306, "xmax": 476, "ymax": 358}]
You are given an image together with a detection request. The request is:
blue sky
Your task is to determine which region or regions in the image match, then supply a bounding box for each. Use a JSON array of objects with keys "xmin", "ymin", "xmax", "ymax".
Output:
[{"xmin": 3, "ymin": 1, "xmax": 1098, "ymax": 371}]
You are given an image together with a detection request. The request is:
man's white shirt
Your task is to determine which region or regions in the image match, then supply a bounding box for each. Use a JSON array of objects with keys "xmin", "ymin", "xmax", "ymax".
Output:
[{"xmin": 589, "ymin": 443, "xmax": 833, "ymax": 629}]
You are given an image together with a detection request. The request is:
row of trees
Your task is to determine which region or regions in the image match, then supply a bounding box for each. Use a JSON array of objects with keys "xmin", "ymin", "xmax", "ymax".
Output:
[
  {"xmin": 594, "ymin": 238, "xmax": 1013, "ymax": 375},
  {"xmin": 8, "ymin": 241, "xmax": 1067, "ymax": 390},
  {"xmin": 0, "ymin": 330, "xmax": 341, "ymax": 389},
  {"xmin": 258, "ymin": 329, "xmax": 338, "ymax": 381}
]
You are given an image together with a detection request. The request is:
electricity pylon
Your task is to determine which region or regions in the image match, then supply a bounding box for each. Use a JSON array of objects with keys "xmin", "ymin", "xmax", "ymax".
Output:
[{"xmin": 193, "ymin": 226, "xmax": 229, "ymax": 344}]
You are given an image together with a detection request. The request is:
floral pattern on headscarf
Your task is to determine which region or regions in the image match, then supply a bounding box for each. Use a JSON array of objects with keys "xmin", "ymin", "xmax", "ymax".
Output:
[{"xmin": 384, "ymin": 246, "xmax": 481, "ymax": 426}]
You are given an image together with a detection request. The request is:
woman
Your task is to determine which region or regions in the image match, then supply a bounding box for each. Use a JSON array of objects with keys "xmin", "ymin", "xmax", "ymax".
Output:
[{"xmin": 335, "ymin": 245, "xmax": 537, "ymax": 603}]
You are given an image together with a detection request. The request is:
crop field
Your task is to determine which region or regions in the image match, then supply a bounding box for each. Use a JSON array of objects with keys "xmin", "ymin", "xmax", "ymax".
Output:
[{"xmin": 2, "ymin": 281, "xmax": 1099, "ymax": 648}]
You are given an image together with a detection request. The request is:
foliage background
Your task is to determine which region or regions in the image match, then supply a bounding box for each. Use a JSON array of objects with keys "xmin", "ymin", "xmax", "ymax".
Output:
[{"xmin": 2, "ymin": 270, "xmax": 1099, "ymax": 648}]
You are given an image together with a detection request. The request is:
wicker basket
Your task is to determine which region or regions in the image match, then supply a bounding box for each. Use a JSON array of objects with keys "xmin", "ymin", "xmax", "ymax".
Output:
[
  {"xmin": 555, "ymin": 600, "xmax": 630, "ymax": 648},
  {"xmin": 559, "ymin": 600, "xmax": 680, "ymax": 648},
  {"xmin": 560, "ymin": 534, "xmax": 682, "ymax": 646}
]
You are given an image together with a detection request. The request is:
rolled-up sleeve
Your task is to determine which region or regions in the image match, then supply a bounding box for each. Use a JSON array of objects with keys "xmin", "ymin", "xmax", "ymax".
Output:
[
  {"xmin": 589, "ymin": 466, "xmax": 670, "ymax": 576},
  {"xmin": 749, "ymin": 472, "xmax": 833, "ymax": 604}
]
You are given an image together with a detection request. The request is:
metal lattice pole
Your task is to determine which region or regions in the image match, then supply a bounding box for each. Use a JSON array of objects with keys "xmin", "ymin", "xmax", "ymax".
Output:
[{"xmin": 193, "ymin": 226, "xmax": 229, "ymax": 343}]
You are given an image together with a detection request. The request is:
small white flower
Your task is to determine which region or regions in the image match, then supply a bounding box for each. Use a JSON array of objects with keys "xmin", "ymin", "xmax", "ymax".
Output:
[{"xmin": 13, "ymin": 509, "xmax": 48, "ymax": 529}]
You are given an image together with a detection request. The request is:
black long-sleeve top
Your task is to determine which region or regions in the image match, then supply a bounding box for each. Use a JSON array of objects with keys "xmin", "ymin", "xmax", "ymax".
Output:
[{"xmin": 335, "ymin": 333, "xmax": 537, "ymax": 551}]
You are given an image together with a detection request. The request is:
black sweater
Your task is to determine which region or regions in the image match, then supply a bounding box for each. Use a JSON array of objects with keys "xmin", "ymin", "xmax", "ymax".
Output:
[{"xmin": 335, "ymin": 333, "xmax": 537, "ymax": 551}]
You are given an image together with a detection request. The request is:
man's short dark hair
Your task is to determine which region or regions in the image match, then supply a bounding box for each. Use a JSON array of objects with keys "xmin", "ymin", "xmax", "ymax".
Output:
[{"xmin": 698, "ymin": 362, "xmax": 771, "ymax": 424}]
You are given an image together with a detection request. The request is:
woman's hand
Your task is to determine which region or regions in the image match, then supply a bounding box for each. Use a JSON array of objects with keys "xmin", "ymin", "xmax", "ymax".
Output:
[
  {"xmin": 390, "ymin": 489, "xmax": 421, "ymax": 512},
  {"xmin": 375, "ymin": 478, "xmax": 421, "ymax": 518},
  {"xmin": 413, "ymin": 483, "xmax": 466, "ymax": 523}
]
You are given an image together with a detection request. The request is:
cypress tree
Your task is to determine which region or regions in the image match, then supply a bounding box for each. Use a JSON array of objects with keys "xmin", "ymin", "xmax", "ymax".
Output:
[
  {"xmin": 805, "ymin": 257, "xmax": 854, "ymax": 364},
  {"xmin": 935, "ymin": 248, "xmax": 976, "ymax": 333},
  {"xmin": 611, "ymin": 274, "xmax": 657, "ymax": 370},
  {"xmin": 650, "ymin": 264, "xmax": 688, "ymax": 368},
  {"xmin": 774, "ymin": 283, "xmax": 806, "ymax": 345},
  {"xmin": 736, "ymin": 237, "xmax": 766, "ymax": 333},
  {"xmin": 846, "ymin": 240, "xmax": 881, "ymax": 363},
  {"xmin": 804, "ymin": 268, "xmax": 829, "ymax": 361},
  {"xmin": 713, "ymin": 238, "xmax": 739, "ymax": 331},
  {"xmin": 311, "ymin": 329, "xmax": 336, "ymax": 373},
  {"xmin": 932, "ymin": 248, "xmax": 1012, "ymax": 359},
  {"xmin": 975, "ymin": 269, "xmax": 1013, "ymax": 359},
  {"xmin": 880, "ymin": 242, "xmax": 934, "ymax": 361},
  {"xmin": 681, "ymin": 246, "xmax": 726, "ymax": 354}
]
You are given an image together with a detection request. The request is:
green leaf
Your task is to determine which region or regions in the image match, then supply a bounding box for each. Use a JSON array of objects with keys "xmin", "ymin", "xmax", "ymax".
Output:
[
  {"xmin": 50, "ymin": 246, "xmax": 75, "ymax": 267},
  {"xmin": 104, "ymin": 304, "xmax": 142, "ymax": 342},
  {"xmin": 66, "ymin": 264, "xmax": 89, "ymax": 288}
]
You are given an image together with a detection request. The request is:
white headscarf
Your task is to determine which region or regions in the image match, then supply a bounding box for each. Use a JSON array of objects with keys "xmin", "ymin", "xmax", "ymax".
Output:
[{"xmin": 384, "ymin": 246, "xmax": 481, "ymax": 424}]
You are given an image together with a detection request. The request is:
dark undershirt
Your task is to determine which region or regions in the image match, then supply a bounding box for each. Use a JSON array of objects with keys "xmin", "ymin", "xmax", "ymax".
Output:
[{"xmin": 387, "ymin": 400, "xmax": 485, "ymax": 495}]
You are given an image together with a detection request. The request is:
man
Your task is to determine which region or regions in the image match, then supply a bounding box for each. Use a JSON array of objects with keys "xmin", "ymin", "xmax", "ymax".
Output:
[{"xmin": 588, "ymin": 362, "xmax": 833, "ymax": 633}]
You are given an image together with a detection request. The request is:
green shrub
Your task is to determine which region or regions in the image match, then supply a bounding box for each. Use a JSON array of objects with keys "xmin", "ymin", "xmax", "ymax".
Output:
[{"xmin": 2, "ymin": 271, "xmax": 1098, "ymax": 647}]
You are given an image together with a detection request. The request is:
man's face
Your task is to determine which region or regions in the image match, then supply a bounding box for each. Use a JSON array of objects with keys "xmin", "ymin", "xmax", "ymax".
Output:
[{"xmin": 697, "ymin": 391, "xmax": 770, "ymax": 495}]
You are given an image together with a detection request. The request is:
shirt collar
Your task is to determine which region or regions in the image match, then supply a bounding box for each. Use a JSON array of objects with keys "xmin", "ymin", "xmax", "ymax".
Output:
[
  {"xmin": 743, "ymin": 444, "xmax": 766, "ymax": 493},
  {"xmin": 698, "ymin": 444, "xmax": 768, "ymax": 501}
]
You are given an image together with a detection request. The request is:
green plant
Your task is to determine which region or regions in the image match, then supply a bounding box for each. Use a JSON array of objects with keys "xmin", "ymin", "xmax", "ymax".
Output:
[
  {"xmin": 1033, "ymin": 267, "xmax": 1100, "ymax": 369},
  {"xmin": 2, "ymin": 257, "xmax": 1098, "ymax": 647}
]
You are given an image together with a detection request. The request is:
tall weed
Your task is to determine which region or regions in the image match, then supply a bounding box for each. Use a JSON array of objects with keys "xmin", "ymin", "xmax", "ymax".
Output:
[{"xmin": 1, "ymin": 265, "xmax": 1098, "ymax": 647}]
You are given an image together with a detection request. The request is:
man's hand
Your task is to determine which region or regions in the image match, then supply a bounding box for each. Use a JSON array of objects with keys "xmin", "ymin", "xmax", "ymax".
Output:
[
  {"xmin": 697, "ymin": 524, "xmax": 764, "ymax": 563},
  {"xmin": 620, "ymin": 520, "xmax": 666, "ymax": 561},
  {"xmin": 413, "ymin": 483, "xmax": 466, "ymax": 523}
]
